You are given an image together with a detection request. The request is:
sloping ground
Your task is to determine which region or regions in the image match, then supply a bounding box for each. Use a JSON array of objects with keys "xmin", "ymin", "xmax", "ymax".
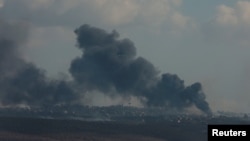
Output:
[
  {"xmin": 0, "ymin": 131, "xmax": 165, "ymax": 141},
  {"xmin": 0, "ymin": 116, "xmax": 229, "ymax": 141}
]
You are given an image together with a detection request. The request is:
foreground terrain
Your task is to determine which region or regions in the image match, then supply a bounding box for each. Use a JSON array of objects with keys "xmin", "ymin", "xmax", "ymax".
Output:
[{"xmin": 0, "ymin": 115, "xmax": 249, "ymax": 141}]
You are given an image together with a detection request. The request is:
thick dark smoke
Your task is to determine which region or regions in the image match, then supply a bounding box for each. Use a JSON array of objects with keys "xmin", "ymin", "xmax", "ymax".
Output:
[
  {"xmin": 0, "ymin": 20, "xmax": 211, "ymax": 114},
  {"xmin": 70, "ymin": 24, "xmax": 212, "ymax": 114},
  {"xmin": 0, "ymin": 20, "xmax": 77, "ymax": 107}
]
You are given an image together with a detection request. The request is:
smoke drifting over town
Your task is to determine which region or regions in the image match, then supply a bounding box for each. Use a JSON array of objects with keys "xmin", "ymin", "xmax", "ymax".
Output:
[
  {"xmin": 71, "ymin": 25, "xmax": 211, "ymax": 114},
  {"xmin": 0, "ymin": 21, "xmax": 211, "ymax": 114}
]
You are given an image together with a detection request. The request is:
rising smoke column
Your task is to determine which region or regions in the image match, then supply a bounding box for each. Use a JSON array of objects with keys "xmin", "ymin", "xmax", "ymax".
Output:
[
  {"xmin": 70, "ymin": 24, "xmax": 212, "ymax": 114},
  {"xmin": 0, "ymin": 20, "xmax": 211, "ymax": 114},
  {"xmin": 0, "ymin": 20, "xmax": 77, "ymax": 107}
]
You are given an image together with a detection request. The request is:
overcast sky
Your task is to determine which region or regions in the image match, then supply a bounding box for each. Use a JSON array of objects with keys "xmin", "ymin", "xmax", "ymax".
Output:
[{"xmin": 1, "ymin": 0, "xmax": 250, "ymax": 113}]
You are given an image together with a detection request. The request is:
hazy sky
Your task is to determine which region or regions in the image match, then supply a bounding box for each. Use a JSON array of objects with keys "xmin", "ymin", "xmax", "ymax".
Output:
[{"xmin": 1, "ymin": 0, "xmax": 250, "ymax": 113}]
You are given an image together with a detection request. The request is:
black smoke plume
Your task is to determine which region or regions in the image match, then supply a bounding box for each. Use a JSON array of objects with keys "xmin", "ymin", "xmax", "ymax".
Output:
[
  {"xmin": 0, "ymin": 20, "xmax": 211, "ymax": 114},
  {"xmin": 0, "ymin": 20, "xmax": 77, "ymax": 107},
  {"xmin": 70, "ymin": 24, "xmax": 211, "ymax": 114}
]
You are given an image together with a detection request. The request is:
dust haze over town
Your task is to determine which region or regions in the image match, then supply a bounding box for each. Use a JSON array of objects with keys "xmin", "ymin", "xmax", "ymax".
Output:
[{"xmin": 0, "ymin": 0, "xmax": 250, "ymax": 141}]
